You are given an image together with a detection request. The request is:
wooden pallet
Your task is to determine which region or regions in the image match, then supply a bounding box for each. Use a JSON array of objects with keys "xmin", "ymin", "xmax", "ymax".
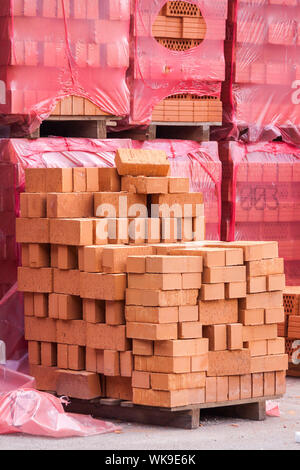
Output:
[{"xmin": 63, "ymin": 395, "xmax": 282, "ymax": 430}]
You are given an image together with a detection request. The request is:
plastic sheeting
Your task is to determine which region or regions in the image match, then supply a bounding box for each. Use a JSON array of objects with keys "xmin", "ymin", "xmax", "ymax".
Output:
[
  {"xmin": 0, "ymin": 0, "xmax": 130, "ymax": 135},
  {"xmin": 220, "ymin": 141, "xmax": 300, "ymax": 286},
  {"xmin": 218, "ymin": 0, "xmax": 300, "ymax": 144},
  {"xmin": 131, "ymin": 0, "xmax": 227, "ymax": 124}
]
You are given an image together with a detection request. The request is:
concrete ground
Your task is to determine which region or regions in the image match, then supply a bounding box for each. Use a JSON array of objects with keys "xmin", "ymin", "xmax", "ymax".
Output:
[{"xmin": 0, "ymin": 377, "xmax": 300, "ymax": 450}]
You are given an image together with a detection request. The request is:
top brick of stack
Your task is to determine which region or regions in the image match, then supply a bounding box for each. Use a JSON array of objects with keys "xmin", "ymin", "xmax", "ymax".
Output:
[{"xmin": 115, "ymin": 149, "xmax": 170, "ymax": 177}]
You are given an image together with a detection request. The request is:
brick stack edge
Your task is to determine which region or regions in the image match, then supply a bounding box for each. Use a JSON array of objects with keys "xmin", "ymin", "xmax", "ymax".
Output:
[{"xmin": 17, "ymin": 149, "xmax": 288, "ymax": 407}]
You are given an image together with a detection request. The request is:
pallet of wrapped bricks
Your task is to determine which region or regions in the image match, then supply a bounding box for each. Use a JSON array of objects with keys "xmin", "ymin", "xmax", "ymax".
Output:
[
  {"xmin": 17, "ymin": 152, "xmax": 287, "ymax": 412},
  {"xmin": 131, "ymin": 0, "xmax": 227, "ymax": 124},
  {"xmin": 219, "ymin": 141, "xmax": 300, "ymax": 287},
  {"xmin": 281, "ymin": 287, "xmax": 300, "ymax": 377},
  {"xmin": 220, "ymin": 0, "xmax": 300, "ymax": 143},
  {"xmin": 0, "ymin": 0, "xmax": 130, "ymax": 135}
]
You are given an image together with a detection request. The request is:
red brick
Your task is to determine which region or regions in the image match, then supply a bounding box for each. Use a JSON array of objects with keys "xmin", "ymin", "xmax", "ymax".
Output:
[
  {"xmin": 145, "ymin": 218, "xmax": 161, "ymax": 244},
  {"xmin": 115, "ymin": 149, "xmax": 170, "ymax": 177},
  {"xmin": 47, "ymin": 193, "xmax": 93, "ymax": 218},
  {"xmin": 246, "ymin": 258, "xmax": 284, "ymax": 277},
  {"xmin": 240, "ymin": 291, "xmax": 283, "ymax": 310},
  {"xmin": 56, "ymin": 320, "xmax": 86, "ymax": 346},
  {"xmin": 155, "ymin": 338, "xmax": 208, "ymax": 357},
  {"xmin": 239, "ymin": 309, "xmax": 264, "ymax": 325},
  {"xmin": 243, "ymin": 324, "xmax": 278, "ymax": 342},
  {"xmin": 217, "ymin": 376, "xmax": 229, "ymax": 402},
  {"xmin": 182, "ymin": 272, "xmax": 202, "ymax": 289},
  {"xmin": 28, "ymin": 341, "xmax": 41, "ymax": 365},
  {"xmin": 227, "ymin": 323, "xmax": 243, "ymax": 350},
  {"xmin": 126, "ymin": 305, "xmax": 178, "ymax": 324},
  {"xmin": 67, "ymin": 345, "xmax": 85, "ymax": 370},
  {"xmin": 96, "ymin": 350, "xmax": 104, "ymax": 374},
  {"xmin": 190, "ymin": 354, "xmax": 209, "ymax": 372},
  {"xmin": 50, "ymin": 218, "xmax": 94, "ymax": 246},
  {"xmin": 178, "ymin": 305, "xmax": 198, "ymax": 322},
  {"xmin": 203, "ymin": 266, "xmax": 246, "ymax": 284},
  {"xmin": 24, "ymin": 292, "xmax": 34, "ymax": 317},
  {"xmin": 128, "ymin": 273, "xmax": 182, "ymax": 291},
  {"xmin": 54, "ymin": 269, "xmax": 80, "ymax": 296},
  {"xmin": 107, "ymin": 218, "xmax": 129, "ymax": 244},
  {"xmin": 152, "ymin": 193, "xmax": 203, "ymax": 218},
  {"xmin": 172, "ymin": 247, "xmax": 225, "ymax": 267},
  {"xmin": 80, "ymin": 272, "xmax": 126, "ymax": 300},
  {"xmin": 58, "ymin": 294, "xmax": 82, "ymax": 320},
  {"xmin": 200, "ymin": 283, "xmax": 224, "ymax": 301},
  {"xmin": 247, "ymin": 276, "xmax": 267, "ymax": 294},
  {"xmin": 105, "ymin": 377, "xmax": 132, "ymax": 401},
  {"xmin": 203, "ymin": 324, "xmax": 227, "ymax": 351},
  {"xmin": 205, "ymin": 377, "xmax": 217, "ymax": 403},
  {"xmin": 51, "ymin": 245, "xmax": 58, "ymax": 268},
  {"xmin": 86, "ymin": 323, "xmax": 130, "ymax": 351},
  {"xmin": 34, "ymin": 293, "xmax": 48, "ymax": 318},
  {"xmin": 199, "ymin": 299, "xmax": 238, "ymax": 325},
  {"xmin": 265, "ymin": 307, "xmax": 285, "ymax": 324},
  {"xmin": 228, "ymin": 376, "xmax": 240, "ymax": 401},
  {"xmin": 20, "ymin": 193, "xmax": 47, "ymax": 218},
  {"xmin": 132, "ymin": 388, "xmax": 188, "ymax": 408},
  {"xmin": 29, "ymin": 364, "xmax": 58, "ymax": 392},
  {"xmin": 73, "ymin": 167, "xmax": 86, "ymax": 192},
  {"xmin": 245, "ymin": 340, "xmax": 268, "ymax": 357},
  {"xmin": 267, "ymin": 337, "xmax": 285, "ymax": 355},
  {"xmin": 57, "ymin": 245, "xmax": 77, "ymax": 270},
  {"xmin": 21, "ymin": 245, "xmax": 30, "ymax": 267},
  {"xmin": 126, "ymin": 256, "xmax": 146, "ymax": 273},
  {"xmin": 122, "ymin": 176, "xmax": 169, "ymax": 194},
  {"xmin": 179, "ymin": 322, "xmax": 202, "ymax": 339},
  {"xmin": 134, "ymin": 355, "xmax": 190, "ymax": 374},
  {"xmin": 41, "ymin": 342, "xmax": 57, "ymax": 367},
  {"xmin": 86, "ymin": 168, "xmax": 99, "ymax": 192},
  {"xmin": 151, "ymin": 372, "xmax": 205, "ymax": 391},
  {"xmin": 98, "ymin": 168, "xmax": 121, "ymax": 192},
  {"xmin": 132, "ymin": 339, "xmax": 153, "ymax": 356},
  {"xmin": 25, "ymin": 169, "xmax": 47, "ymax": 193},
  {"xmin": 120, "ymin": 351, "xmax": 133, "ymax": 377},
  {"xmin": 94, "ymin": 192, "xmax": 146, "ymax": 218},
  {"xmin": 45, "ymin": 168, "xmax": 73, "ymax": 193},
  {"xmin": 240, "ymin": 374, "xmax": 252, "ymax": 399},
  {"xmin": 225, "ymin": 282, "xmax": 247, "ymax": 299},
  {"xmin": 18, "ymin": 267, "xmax": 53, "ymax": 293},
  {"xmin": 251, "ymin": 354, "xmax": 288, "ymax": 373},
  {"xmin": 252, "ymin": 373, "xmax": 264, "ymax": 397},
  {"xmin": 48, "ymin": 293, "xmax": 59, "ymax": 319},
  {"xmin": 105, "ymin": 300, "xmax": 125, "ymax": 325},
  {"xmin": 83, "ymin": 246, "xmax": 104, "ymax": 272},
  {"xmin": 103, "ymin": 350, "xmax": 120, "ymax": 376},
  {"xmin": 16, "ymin": 218, "xmax": 49, "ymax": 244},
  {"xmin": 94, "ymin": 219, "xmax": 109, "ymax": 245},
  {"xmin": 146, "ymin": 255, "xmax": 202, "ymax": 274},
  {"xmin": 275, "ymin": 371, "xmax": 286, "ymax": 395},
  {"xmin": 264, "ymin": 372, "xmax": 275, "ymax": 396},
  {"xmin": 56, "ymin": 370, "xmax": 101, "ymax": 399},
  {"xmin": 57, "ymin": 344, "xmax": 68, "ymax": 369},
  {"xmin": 102, "ymin": 245, "xmax": 154, "ymax": 273},
  {"xmin": 168, "ymin": 177, "xmax": 189, "ymax": 194},
  {"xmin": 127, "ymin": 322, "xmax": 178, "ymax": 341},
  {"xmin": 28, "ymin": 244, "xmax": 50, "ymax": 268},
  {"xmin": 207, "ymin": 350, "xmax": 251, "ymax": 377},
  {"xmin": 132, "ymin": 371, "xmax": 150, "ymax": 389},
  {"xmin": 83, "ymin": 299, "xmax": 105, "ymax": 323},
  {"xmin": 267, "ymin": 274, "xmax": 286, "ymax": 292}
]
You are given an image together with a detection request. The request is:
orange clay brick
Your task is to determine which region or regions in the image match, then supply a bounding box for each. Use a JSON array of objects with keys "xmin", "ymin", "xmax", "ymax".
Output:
[
  {"xmin": 21, "ymin": 245, "xmax": 30, "ymax": 267},
  {"xmin": 239, "ymin": 309, "xmax": 265, "ymax": 326},
  {"xmin": 224, "ymin": 241, "xmax": 278, "ymax": 261},
  {"xmin": 182, "ymin": 272, "xmax": 202, "ymax": 289},
  {"xmin": 275, "ymin": 371, "xmax": 286, "ymax": 395},
  {"xmin": 86, "ymin": 323, "xmax": 130, "ymax": 351},
  {"xmin": 188, "ymin": 388, "xmax": 206, "ymax": 405},
  {"xmin": 45, "ymin": 168, "xmax": 73, "ymax": 193},
  {"xmin": 199, "ymin": 299, "xmax": 238, "ymax": 325},
  {"xmin": 53, "ymin": 269, "xmax": 80, "ymax": 296},
  {"xmin": 25, "ymin": 168, "xmax": 47, "ymax": 193},
  {"xmin": 56, "ymin": 370, "xmax": 101, "ymax": 400},
  {"xmin": 251, "ymin": 354, "xmax": 288, "ymax": 373},
  {"xmin": 83, "ymin": 246, "xmax": 104, "ymax": 272},
  {"xmin": 132, "ymin": 388, "xmax": 189, "ymax": 408},
  {"xmin": 24, "ymin": 292, "xmax": 34, "ymax": 316},
  {"xmin": 200, "ymin": 283, "xmax": 225, "ymax": 301},
  {"xmin": 85, "ymin": 347, "xmax": 97, "ymax": 372},
  {"xmin": 29, "ymin": 364, "xmax": 58, "ymax": 392},
  {"xmin": 126, "ymin": 289, "xmax": 181, "ymax": 307},
  {"xmin": 151, "ymin": 193, "xmax": 203, "ymax": 218},
  {"xmin": 80, "ymin": 272, "xmax": 126, "ymax": 300},
  {"xmin": 128, "ymin": 218, "xmax": 145, "ymax": 245},
  {"xmin": 107, "ymin": 218, "xmax": 129, "ymax": 244},
  {"xmin": 41, "ymin": 342, "xmax": 57, "ymax": 367},
  {"xmin": 86, "ymin": 168, "xmax": 99, "ymax": 192},
  {"xmin": 245, "ymin": 340, "xmax": 268, "ymax": 357},
  {"xmin": 203, "ymin": 266, "xmax": 246, "ymax": 284},
  {"xmin": 252, "ymin": 373, "xmax": 264, "ymax": 398},
  {"xmin": 28, "ymin": 244, "xmax": 50, "ymax": 268},
  {"xmin": 57, "ymin": 344, "xmax": 68, "ymax": 369},
  {"xmin": 207, "ymin": 349, "xmax": 251, "ymax": 377},
  {"xmin": 151, "ymin": 372, "xmax": 206, "ymax": 391},
  {"xmin": 178, "ymin": 305, "xmax": 198, "ymax": 322},
  {"xmin": 228, "ymin": 376, "xmax": 240, "ymax": 401},
  {"xmin": 132, "ymin": 371, "xmax": 150, "ymax": 388},
  {"xmin": 146, "ymin": 255, "xmax": 203, "ymax": 274},
  {"xmin": 105, "ymin": 300, "xmax": 125, "ymax": 325},
  {"xmin": 28, "ymin": 341, "xmax": 41, "ymax": 365},
  {"xmin": 168, "ymin": 177, "xmax": 190, "ymax": 194},
  {"xmin": 57, "ymin": 294, "xmax": 82, "ymax": 320},
  {"xmin": 51, "ymin": 245, "xmax": 58, "ymax": 268},
  {"xmin": 120, "ymin": 350, "xmax": 133, "ymax": 377},
  {"xmin": 47, "ymin": 193, "xmax": 93, "ymax": 218},
  {"xmin": 126, "ymin": 322, "xmax": 178, "ymax": 341},
  {"xmin": 127, "ymin": 273, "xmax": 182, "ymax": 291},
  {"xmin": 57, "ymin": 245, "xmax": 77, "ymax": 270},
  {"xmin": 48, "ymin": 293, "xmax": 59, "ymax": 319},
  {"xmin": 68, "ymin": 345, "xmax": 85, "ymax": 371},
  {"xmin": 246, "ymin": 258, "xmax": 284, "ymax": 277},
  {"xmin": 98, "ymin": 168, "xmax": 121, "ymax": 192},
  {"xmin": 225, "ymin": 282, "xmax": 247, "ymax": 299},
  {"xmin": 240, "ymin": 374, "xmax": 252, "ymax": 399},
  {"xmin": 103, "ymin": 350, "xmax": 120, "ymax": 376},
  {"xmin": 121, "ymin": 176, "xmax": 169, "ymax": 194},
  {"xmin": 115, "ymin": 149, "xmax": 170, "ymax": 177},
  {"xmin": 154, "ymin": 338, "xmax": 208, "ymax": 357},
  {"xmin": 102, "ymin": 245, "xmax": 154, "ymax": 274},
  {"xmin": 267, "ymin": 337, "xmax": 285, "ymax": 355},
  {"xmin": 225, "ymin": 248, "xmax": 244, "ymax": 266},
  {"xmin": 20, "ymin": 193, "xmax": 47, "ymax": 218},
  {"xmin": 264, "ymin": 372, "xmax": 275, "ymax": 396},
  {"xmin": 49, "ymin": 218, "xmax": 94, "ymax": 246},
  {"xmin": 205, "ymin": 377, "xmax": 217, "ymax": 403},
  {"xmin": 240, "ymin": 291, "xmax": 283, "ymax": 310},
  {"xmin": 178, "ymin": 322, "xmax": 202, "ymax": 339},
  {"xmin": 126, "ymin": 256, "xmax": 146, "ymax": 273},
  {"xmin": 16, "ymin": 218, "xmax": 49, "ymax": 244},
  {"xmin": 94, "ymin": 192, "xmax": 146, "ymax": 218},
  {"xmin": 96, "ymin": 350, "xmax": 104, "ymax": 374},
  {"xmin": 217, "ymin": 376, "xmax": 229, "ymax": 402},
  {"xmin": 203, "ymin": 324, "xmax": 227, "ymax": 351},
  {"xmin": 171, "ymin": 247, "xmax": 225, "ymax": 267},
  {"xmin": 190, "ymin": 354, "xmax": 209, "ymax": 372},
  {"xmin": 247, "ymin": 276, "xmax": 267, "ymax": 294},
  {"xmin": 243, "ymin": 324, "xmax": 278, "ymax": 342},
  {"xmin": 125, "ymin": 305, "xmax": 178, "ymax": 324},
  {"xmin": 145, "ymin": 218, "xmax": 161, "ymax": 244},
  {"xmin": 33, "ymin": 293, "xmax": 48, "ymax": 318},
  {"xmin": 265, "ymin": 307, "xmax": 285, "ymax": 324},
  {"xmin": 72, "ymin": 167, "xmax": 86, "ymax": 192},
  {"xmin": 56, "ymin": 320, "xmax": 86, "ymax": 347},
  {"xmin": 105, "ymin": 377, "xmax": 133, "ymax": 401},
  {"xmin": 267, "ymin": 274, "xmax": 286, "ymax": 292},
  {"xmin": 132, "ymin": 339, "xmax": 153, "ymax": 356},
  {"xmin": 134, "ymin": 355, "xmax": 190, "ymax": 374},
  {"xmin": 77, "ymin": 246, "xmax": 84, "ymax": 271},
  {"xmin": 94, "ymin": 219, "xmax": 109, "ymax": 245},
  {"xmin": 18, "ymin": 267, "xmax": 53, "ymax": 293},
  {"xmin": 227, "ymin": 323, "xmax": 243, "ymax": 350}
]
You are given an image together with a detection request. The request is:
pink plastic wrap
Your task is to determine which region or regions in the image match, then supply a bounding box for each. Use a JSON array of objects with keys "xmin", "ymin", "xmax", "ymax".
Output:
[
  {"xmin": 219, "ymin": 0, "xmax": 300, "ymax": 144},
  {"xmin": 220, "ymin": 141, "xmax": 300, "ymax": 285},
  {"xmin": 0, "ymin": 0, "xmax": 130, "ymax": 135},
  {"xmin": 131, "ymin": 0, "xmax": 228, "ymax": 124},
  {"xmin": 0, "ymin": 387, "xmax": 120, "ymax": 437}
]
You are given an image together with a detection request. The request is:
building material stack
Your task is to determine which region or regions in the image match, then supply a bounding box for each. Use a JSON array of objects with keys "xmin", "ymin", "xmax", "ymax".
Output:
[{"xmin": 280, "ymin": 287, "xmax": 300, "ymax": 377}]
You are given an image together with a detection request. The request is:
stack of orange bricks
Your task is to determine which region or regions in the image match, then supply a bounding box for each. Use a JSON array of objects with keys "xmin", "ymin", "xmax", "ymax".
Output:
[
  {"xmin": 280, "ymin": 288, "xmax": 300, "ymax": 376},
  {"xmin": 17, "ymin": 149, "xmax": 288, "ymax": 407}
]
